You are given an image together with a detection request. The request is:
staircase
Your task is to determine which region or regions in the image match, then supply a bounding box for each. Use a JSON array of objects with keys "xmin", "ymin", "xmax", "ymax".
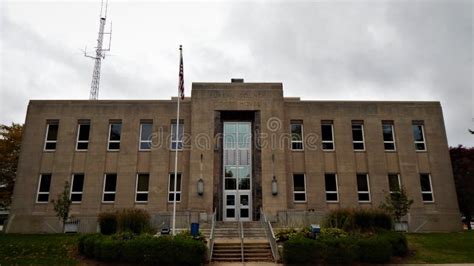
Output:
[{"xmin": 209, "ymin": 221, "xmax": 274, "ymax": 262}]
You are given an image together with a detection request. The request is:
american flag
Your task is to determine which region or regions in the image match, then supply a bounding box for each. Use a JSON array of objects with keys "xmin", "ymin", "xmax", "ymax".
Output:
[{"xmin": 178, "ymin": 45, "xmax": 184, "ymax": 100}]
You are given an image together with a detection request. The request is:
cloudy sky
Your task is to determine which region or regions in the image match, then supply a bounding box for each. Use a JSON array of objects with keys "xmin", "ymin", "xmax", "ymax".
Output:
[{"xmin": 0, "ymin": 0, "xmax": 472, "ymax": 146}]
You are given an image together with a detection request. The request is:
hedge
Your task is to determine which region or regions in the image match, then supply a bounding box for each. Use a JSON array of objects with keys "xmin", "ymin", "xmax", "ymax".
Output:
[
  {"xmin": 78, "ymin": 233, "xmax": 207, "ymax": 265},
  {"xmin": 322, "ymin": 208, "xmax": 392, "ymax": 232},
  {"xmin": 98, "ymin": 208, "xmax": 152, "ymax": 235},
  {"xmin": 282, "ymin": 231, "xmax": 408, "ymax": 264}
]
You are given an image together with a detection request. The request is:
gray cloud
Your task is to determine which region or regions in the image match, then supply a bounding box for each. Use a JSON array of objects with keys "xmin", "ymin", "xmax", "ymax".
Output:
[{"xmin": 0, "ymin": 0, "xmax": 472, "ymax": 146}]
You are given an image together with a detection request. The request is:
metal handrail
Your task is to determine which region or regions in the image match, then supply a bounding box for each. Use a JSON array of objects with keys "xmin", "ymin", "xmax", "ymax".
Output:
[
  {"xmin": 239, "ymin": 220, "xmax": 244, "ymax": 262},
  {"xmin": 260, "ymin": 208, "xmax": 279, "ymax": 262},
  {"xmin": 208, "ymin": 208, "xmax": 217, "ymax": 261}
]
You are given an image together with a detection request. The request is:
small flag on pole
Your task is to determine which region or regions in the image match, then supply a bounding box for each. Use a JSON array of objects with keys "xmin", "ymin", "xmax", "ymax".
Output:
[{"xmin": 179, "ymin": 45, "xmax": 185, "ymax": 100}]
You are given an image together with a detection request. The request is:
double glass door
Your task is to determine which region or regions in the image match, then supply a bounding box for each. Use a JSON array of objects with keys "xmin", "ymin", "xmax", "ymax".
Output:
[{"xmin": 223, "ymin": 122, "xmax": 252, "ymax": 221}]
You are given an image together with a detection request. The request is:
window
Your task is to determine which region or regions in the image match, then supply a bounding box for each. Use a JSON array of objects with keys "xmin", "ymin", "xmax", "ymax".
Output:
[
  {"xmin": 321, "ymin": 121, "xmax": 334, "ymax": 150},
  {"xmin": 70, "ymin": 174, "xmax": 84, "ymax": 203},
  {"xmin": 168, "ymin": 173, "xmax": 182, "ymax": 202},
  {"xmin": 388, "ymin": 174, "xmax": 401, "ymax": 194},
  {"xmin": 412, "ymin": 122, "xmax": 426, "ymax": 151},
  {"xmin": 135, "ymin": 173, "xmax": 149, "ymax": 202},
  {"xmin": 293, "ymin": 174, "xmax": 306, "ymax": 202},
  {"xmin": 382, "ymin": 121, "xmax": 396, "ymax": 151},
  {"xmin": 44, "ymin": 121, "xmax": 59, "ymax": 151},
  {"xmin": 352, "ymin": 121, "xmax": 365, "ymax": 150},
  {"xmin": 102, "ymin": 174, "xmax": 117, "ymax": 203},
  {"xmin": 108, "ymin": 122, "xmax": 122, "ymax": 151},
  {"xmin": 357, "ymin": 174, "xmax": 371, "ymax": 202},
  {"xmin": 325, "ymin": 173, "xmax": 338, "ymax": 202},
  {"xmin": 139, "ymin": 122, "xmax": 153, "ymax": 151},
  {"xmin": 171, "ymin": 122, "xmax": 184, "ymax": 150},
  {"xmin": 291, "ymin": 122, "xmax": 303, "ymax": 150},
  {"xmin": 36, "ymin": 174, "xmax": 51, "ymax": 203},
  {"xmin": 420, "ymin": 174, "xmax": 434, "ymax": 202},
  {"xmin": 76, "ymin": 121, "xmax": 90, "ymax": 150}
]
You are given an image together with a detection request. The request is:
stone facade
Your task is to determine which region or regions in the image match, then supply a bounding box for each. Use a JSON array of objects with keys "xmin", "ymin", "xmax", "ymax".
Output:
[{"xmin": 6, "ymin": 81, "xmax": 461, "ymax": 233}]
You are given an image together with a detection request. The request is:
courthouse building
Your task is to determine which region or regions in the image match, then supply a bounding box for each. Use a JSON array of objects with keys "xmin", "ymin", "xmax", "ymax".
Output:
[{"xmin": 6, "ymin": 80, "xmax": 461, "ymax": 233}]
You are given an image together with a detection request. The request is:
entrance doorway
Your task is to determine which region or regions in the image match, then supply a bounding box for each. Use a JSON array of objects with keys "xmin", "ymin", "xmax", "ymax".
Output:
[{"xmin": 222, "ymin": 122, "xmax": 252, "ymax": 221}]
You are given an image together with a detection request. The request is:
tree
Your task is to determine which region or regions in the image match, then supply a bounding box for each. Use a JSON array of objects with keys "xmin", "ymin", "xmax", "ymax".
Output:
[
  {"xmin": 0, "ymin": 123, "xmax": 23, "ymax": 209},
  {"xmin": 51, "ymin": 181, "xmax": 72, "ymax": 232},
  {"xmin": 380, "ymin": 186, "xmax": 414, "ymax": 223},
  {"xmin": 450, "ymin": 145, "xmax": 474, "ymax": 230}
]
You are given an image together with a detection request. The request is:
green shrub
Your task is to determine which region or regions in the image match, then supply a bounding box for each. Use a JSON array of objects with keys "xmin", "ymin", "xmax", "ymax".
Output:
[
  {"xmin": 283, "ymin": 236, "xmax": 325, "ymax": 264},
  {"xmin": 320, "ymin": 236, "xmax": 358, "ymax": 264},
  {"xmin": 98, "ymin": 209, "xmax": 152, "ymax": 235},
  {"xmin": 323, "ymin": 208, "xmax": 393, "ymax": 232},
  {"xmin": 357, "ymin": 235, "xmax": 392, "ymax": 263},
  {"xmin": 81, "ymin": 234, "xmax": 102, "ymax": 258},
  {"xmin": 117, "ymin": 209, "xmax": 151, "ymax": 234},
  {"xmin": 320, "ymin": 227, "xmax": 348, "ymax": 238},
  {"xmin": 98, "ymin": 212, "xmax": 117, "ymax": 235},
  {"xmin": 322, "ymin": 208, "xmax": 354, "ymax": 231},
  {"xmin": 275, "ymin": 227, "xmax": 299, "ymax": 242},
  {"xmin": 97, "ymin": 237, "xmax": 122, "ymax": 262},
  {"xmin": 80, "ymin": 233, "xmax": 207, "ymax": 265},
  {"xmin": 382, "ymin": 231, "xmax": 408, "ymax": 256},
  {"xmin": 373, "ymin": 210, "xmax": 393, "ymax": 230}
]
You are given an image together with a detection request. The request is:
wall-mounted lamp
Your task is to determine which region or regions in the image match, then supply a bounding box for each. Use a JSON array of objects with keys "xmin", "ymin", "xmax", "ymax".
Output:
[
  {"xmin": 272, "ymin": 176, "xmax": 278, "ymax": 196},
  {"xmin": 197, "ymin": 153, "xmax": 204, "ymax": 196},
  {"xmin": 197, "ymin": 178, "xmax": 204, "ymax": 196}
]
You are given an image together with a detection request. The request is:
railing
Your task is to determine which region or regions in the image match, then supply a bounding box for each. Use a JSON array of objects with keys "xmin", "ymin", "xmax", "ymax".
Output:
[
  {"xmin": 239, "ymin": 219, "xmax": 244, "ymax": 262},
  {"xmin": 260, "ymin": 208, "xmax": 279, "ymax": 262},
  {"xmin": 208, "ymin": 208, "xmax": 217, "ymax": 261}
]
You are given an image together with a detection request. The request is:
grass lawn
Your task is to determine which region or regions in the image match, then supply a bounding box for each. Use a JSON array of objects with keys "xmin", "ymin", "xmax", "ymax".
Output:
[
  {"xmin": 406, "ymin": 231, "xmax": 474, "ymax": 263},
  {"xmin": 0, "ymin": 233, "xmax": 80, "ymax": 265}
]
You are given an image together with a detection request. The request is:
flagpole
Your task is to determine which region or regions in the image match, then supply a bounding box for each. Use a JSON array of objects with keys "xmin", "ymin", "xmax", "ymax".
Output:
[
  {"xmin": 172, "ymin": 95, "xmax": 180, "ymax": 236},
  {"xmin": 172, "ymin": 45, "xmax": 183, "ymax": 236}
]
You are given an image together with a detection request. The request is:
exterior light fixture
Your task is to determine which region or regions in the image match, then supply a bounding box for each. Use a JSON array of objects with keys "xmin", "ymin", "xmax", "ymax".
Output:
[
  {"xmin": 197, "ymin": 178, "xmax": 204, "ymax": 196},
  {"xmin": 197, "ymin": 153, "xmax": 204, "ymax": 196},
  {"xmin": 272, "ymin": 176, "xmax": 278, "ymax": 195}
]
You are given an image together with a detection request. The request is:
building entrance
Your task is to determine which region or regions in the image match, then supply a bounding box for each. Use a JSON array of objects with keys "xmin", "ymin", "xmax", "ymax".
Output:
[{"xmin": 222, "ymin": 122, "xmax": 252, "ymax": 221}]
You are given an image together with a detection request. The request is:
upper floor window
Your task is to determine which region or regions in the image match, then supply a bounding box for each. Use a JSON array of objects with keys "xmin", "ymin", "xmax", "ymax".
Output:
[
  {"xmin": 292, "ymin": 173, "xmax": 306, "ymax": 202},
  {"xmin": 108, "ymin": 122, "xmax": 122, "ymax": 151},
  {"xmin": 171, "ymin": 121, "xmax": 184, "ymax": 150},
  {"xmin": 321, "ymin": 121, "xmax": 334, "ymax": 151},
  {"xmin": 351, "ymin": 121, "xmax": 365, "ymax": 151},
  {"xmin": 76, "ymin": 121, "xmax": 90, "ymax": 151},
  {"xmin": 44, "ymin": 121, "xmax": 59, "ymax": 151},
  {"xmin": 290, "ymin": 122, "xmax": 303, "ymax": 150},
  {"xmin": 168, "ymin": 173, "xmax": 182, "ymax": 202},
  {"xmin": 102, "ymin": 173, "xmax": 117, "ymax": 203},
  {"xmin": 388, "ymin": 173, "xmax": 401, "ymax": 194},
  {"xmin": 70, "ymin": 174, "xmax": 84, "ymax": 203},
  {"xmin": 36, "ymin": 174, "xmax": 52, "ymax": 203},
  {"xmin": 139, "ymin": 122, "xmax": 153, "ymax": 151},
  {"xmin": 357, "ymin": 174, "xmax": 371, "ymax": 202},
  {"xmin": 420, "ymin": 173, "xmax": 434, "ymax": 202},
  {"xmin": 382, "ymin": 121, "xmax": 396, "ymax": 151},
  {"xmin": 412, "ymin": 121, "xmax": 426, "ymax": 151},
  {"xmin": 325, "ymin": 173, "xmax": 339, "ymax": 202},
  {"xmin": 136, "ymin": 173, "xmax": 150, "ymax": 203}
]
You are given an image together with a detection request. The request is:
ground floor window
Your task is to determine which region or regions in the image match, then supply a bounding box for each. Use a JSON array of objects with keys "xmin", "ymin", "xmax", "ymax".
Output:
[
  {"xmin": 420, "ymin": 173, "xmax": 434, "ymax": 202},
  {"xmin": 325, "ymin": 173, "xmax": 338, "ymax": 202},
  {"xmin": 103, "ymin": 174, "xmax": 117, "ymax": 203},
  {"xmin": 356, "ymin": 173, "xmax": 370, "ymax": 202},
  {"xmin": 168, "ymin": 173, "xmax": 182, "ymax": 202},
  {"xmin": 36, "ymin": 174, "xmax": 52, "ymax": 203},
  {"xmin": 135, "ymin": 173, "xmax": 149, "ymax": 202},
  {"xmin": 292, "ymin": 173, "xmax": 306, "ymax": 202},
  {"xmin": 70, "ymin": 174, "xmax": 84, "ymax": 203}
]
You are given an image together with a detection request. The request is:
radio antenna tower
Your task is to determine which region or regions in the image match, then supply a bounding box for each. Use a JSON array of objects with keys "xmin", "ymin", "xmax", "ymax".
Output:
[{"xmin": 84, "ymin": 0, "xmax": 112, "ymax": 100}]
